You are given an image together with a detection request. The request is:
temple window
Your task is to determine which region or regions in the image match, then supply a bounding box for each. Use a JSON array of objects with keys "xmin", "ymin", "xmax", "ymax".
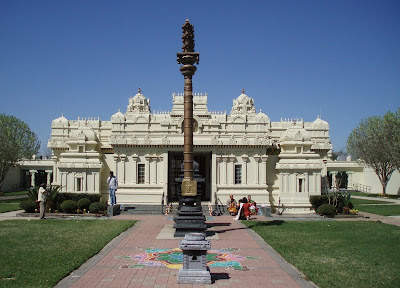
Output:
[
  {"xmin": 76, "ymin": 177, "xmax": 83, "ymax": 192},
  {"xmin": 78, "ymin": 145, "xmax": 84, "ymax": 153},
  {"xmin": 138, "ymin": 164, "xmax": 145, "ymax": 184},
  {"xmin": 298, "ymin": 178, "xmax": 304, "ymax": 193},
  {"xmin": 235, "ymin": 165, "xmax": 242, "ymax": 184}
]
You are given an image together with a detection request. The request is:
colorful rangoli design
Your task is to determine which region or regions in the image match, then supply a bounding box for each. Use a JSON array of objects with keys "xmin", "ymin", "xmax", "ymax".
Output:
[{"xmin": 119, "ymin": 248, "xmax": 259, "ymax": 271}]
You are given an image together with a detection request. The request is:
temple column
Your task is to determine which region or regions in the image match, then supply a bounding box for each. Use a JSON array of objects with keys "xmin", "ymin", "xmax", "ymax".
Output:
[
  {"xmin": 29, "ymin": 170, "xmax": 37, "ymax": 187},
  {"xmin": 113, "ymin": 155, "xmax": 119, "ymax": 176},
  {"xmin": 220, "ymin": 157, "xmax": 227, "ymax": 185},
  {"xmin": 315, "ymin": 173, "xmax": 321, "ymax": 194},
  {"xmin": 61, "ymin": 172, "xmax": 67, "ymax": 192},
  {"xmin": 305, "ymin": 173, "xmax": 309, "ymax": 193},
  {"xmin": 261, "ymin": 155, "xmax": 268, "ymax": 185},
  {"xmin": 145, "ymin": 155, "xmax": 150, "ymax": 184},
  {"xmin": 285, "ymin": 173, "xmax": 290, "ymax": 193},
  {"xmin": 212, "ymin": 153, "xmax": 217, "ymax": 202},
  {"xmin": 162, "ymin": 152, "xmax": 168, "ymax": 204},
  {"xmin": 157, "ymin": 156, "xmax": 163, "ymax": 184},
  {"xmin": 330, "ymin": 171, "xmax": 337, "ymax": 189},
  {"xmin": 45, "ymin": 170, "xmax": 53, "ymax": 186},
  {"xmin": 120, "ymin": 154, "xmax": 126, "ymax": 184},
  {"xmin": 254, "ymin": 155, "xmax": 260, "ymax": 185},
  {"xmin": 151, "ymin": 157, "xmax": 157, "ymax": 184},
  {"xmin": 241, "ymin": 155, "xmax": 249, "ymax": 185},
  {"xmin": 347, "ymin": 171, "xmax": 354, "ymax": 189},
  {"xmin": 132, "ymin": 154, "xmax": 138, "ymax": 184},
  {"xmin": 229, "ymin": 156, "xmax": 236, "ymax": 185}
]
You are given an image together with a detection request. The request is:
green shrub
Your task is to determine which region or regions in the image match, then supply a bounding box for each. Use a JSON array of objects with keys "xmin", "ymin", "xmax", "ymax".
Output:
[
  {"xmin": 20, "ymin": 199, "xmax": 38, "ymax": 213},
  {"xmin": 89, "ymin": 202, "xmax": 108, "ymax": 213},
  {"xmin": 348, "ymin": 201, "xmax": 354, "ymax": 209},
  {"xmin": 54, "ymin": 193, "xmax": 101, "ymax": 210},
  {"xmin": 317, "ymin": 204, "xmax": 336, "ymax": 217},
  {"xmin": 309, "ymin": 195, "xmax": 329, "ymax": 211},
  {"xmin": 77, "ymin": 198, "xmax": 91, "ymax": 210},
  {"xmin": 61, "ymin": 200, "xmax": 77, "ymax": 213}
]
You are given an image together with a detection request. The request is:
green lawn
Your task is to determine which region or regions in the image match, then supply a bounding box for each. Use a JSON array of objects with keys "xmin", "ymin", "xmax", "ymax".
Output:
[
  {"xmin": 0, "ymin": 190, "xmax": 28, "ymax": 196},
  {"xmin": 350, "ymin": 198, "xmax": 390, "ymax": 206},
  {"xmin": 351, "ymin": 191, "xmax": 400, "ymax": 199},
  {"xmin": 244, "ymin": 221, "xmax": 400, "ymax": 288},
  {"xmin": 0, "ymin": 220, "xmax": 136, "ymax": 288},
  {"xmin": 0, "ymin": 199, "xmax": 26, "ymax": 213},
  {"xmin": 356, "ymin": 205, "xmax": 400, "ymax": 216}
]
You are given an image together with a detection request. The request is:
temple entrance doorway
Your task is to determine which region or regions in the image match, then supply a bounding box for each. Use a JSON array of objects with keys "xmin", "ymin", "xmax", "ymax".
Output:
[{"xmin": 168, "ymin": 152, "xmax": 211, "ymax": 203}]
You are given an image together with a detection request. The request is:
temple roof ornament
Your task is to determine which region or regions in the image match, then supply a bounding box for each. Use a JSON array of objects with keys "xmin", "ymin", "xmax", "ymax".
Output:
[
  {"xmin": 280, "ymin": 125, "xmax": 312, "ymax": 143},
  {"xmin": 312, "ymin": 116, "xmax": 329, "ymax": 129},
  {"xmin": 127, "ymin": 88, "xmax": 151, "ymax": 114},
  {"xmin": 231, "ymin": 89, "xmax": 256, "ymax": 115},
  {"xmin": 111, "ymin": 109, "xmax": 125, "ymax": 122},
  {"xmin": 70, "ymin": 128, "xmax": 98, "ymax": 142},
  {"xmin": 52, "ymin": 114, "xmax": 68, "ymax": 127}
]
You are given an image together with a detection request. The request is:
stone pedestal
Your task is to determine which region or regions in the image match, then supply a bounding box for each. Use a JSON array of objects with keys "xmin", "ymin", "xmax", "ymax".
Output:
[
  {"xmin": 173, "ymin": 196, "xmax": 207, "ymax": 237},
  {"xmin": 177, "ymin": 233, "xmax": 212, "ymax": 284},
  {"xmin": 107, "ymin": 205, "xmax": 120, "ymax": 216}
]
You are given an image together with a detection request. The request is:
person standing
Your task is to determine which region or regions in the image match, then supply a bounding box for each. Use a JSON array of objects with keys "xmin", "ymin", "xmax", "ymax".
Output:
[
  {"xmin": 37, "ymin": 183, "xmax": 48, "ymax": 219},
  {"xmin": 107, "ymin": 171, "xmax": 118, "ymax": 206}
]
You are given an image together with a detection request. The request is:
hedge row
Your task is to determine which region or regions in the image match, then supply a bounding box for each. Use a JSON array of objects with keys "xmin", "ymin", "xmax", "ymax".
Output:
[
  {"xmin": 310, "ymin": 194, "xmax": 353, "ymax": 214},
  {"xmin": 53, "ymin": 193, "xmax": 101, "ymax": 211}
]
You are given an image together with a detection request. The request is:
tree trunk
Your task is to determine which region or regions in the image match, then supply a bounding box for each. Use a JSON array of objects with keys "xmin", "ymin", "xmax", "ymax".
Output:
[{"xmin": 382, "ymin": 183, "xmax": 387, "ymax": 196}]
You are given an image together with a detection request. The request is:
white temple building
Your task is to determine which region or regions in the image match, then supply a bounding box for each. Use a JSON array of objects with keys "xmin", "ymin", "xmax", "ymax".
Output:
[
  {"xmin": 3, "ymin": 89, "xmax": 400, "ymax": 212},
  {"xmin": 44, "ymin": 89, "xmax": 333, "ymax": 213}
]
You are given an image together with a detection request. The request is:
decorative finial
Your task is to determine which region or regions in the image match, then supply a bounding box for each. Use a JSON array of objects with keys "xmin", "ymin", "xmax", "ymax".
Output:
[
  {"xmin": 182, "ymin": 19, "xmax": 195, "ymax": 52},
  {"xmin": 138, "ymin": 87, "xmax": 141, "ymax": 94},
  {"xmin": 242, "ymin": 88, "xmax": 245, "ymax": 94}
]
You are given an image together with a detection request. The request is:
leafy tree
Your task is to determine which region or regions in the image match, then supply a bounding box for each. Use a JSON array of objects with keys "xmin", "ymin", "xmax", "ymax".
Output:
[
  {"xmin": 385, "ymin": 108, "xmax": 400, "ymax": 172},
  {"xmin": 0, "ymin": 114, "xmax": 40, "ymax": 192},
  {"xmin": 331, "ymin": 149, "xmax": 348, "ymax": 161},
  {"xmin": 347, "ymin": 111, "xmax": 399, "ymax": 196}
]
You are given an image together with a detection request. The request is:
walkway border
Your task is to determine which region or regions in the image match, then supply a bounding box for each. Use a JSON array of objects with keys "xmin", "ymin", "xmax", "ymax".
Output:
[
  {"xmin": 238, "ymin": 220, "xmax": 319, "ymax": 288},
  {"xmin": 54, "ymin": 220, "xmax": 142, "ymax": 288}
]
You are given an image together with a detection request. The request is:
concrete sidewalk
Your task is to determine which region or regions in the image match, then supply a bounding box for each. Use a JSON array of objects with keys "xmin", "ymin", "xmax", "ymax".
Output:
[{"xmin": 55, "ymin": 215, "xmax": 318, "ymax": 288}]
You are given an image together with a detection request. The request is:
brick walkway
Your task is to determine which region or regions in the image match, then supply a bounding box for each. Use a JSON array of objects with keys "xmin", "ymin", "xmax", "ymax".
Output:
[{"xmin": 55, "ymin": 215, "xmax": 317, "ymax": 288}]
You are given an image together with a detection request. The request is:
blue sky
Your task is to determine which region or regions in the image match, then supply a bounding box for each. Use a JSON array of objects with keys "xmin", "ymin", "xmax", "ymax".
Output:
[{"xmin": 1, "ymin": 0, "xmax": 399, "ymax": 154}]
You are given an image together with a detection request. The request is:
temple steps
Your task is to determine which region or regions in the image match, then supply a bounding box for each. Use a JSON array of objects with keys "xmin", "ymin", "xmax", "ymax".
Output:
[{"xmin": 118, "ymin": 204, "xmax": 227, "ymax": 215}]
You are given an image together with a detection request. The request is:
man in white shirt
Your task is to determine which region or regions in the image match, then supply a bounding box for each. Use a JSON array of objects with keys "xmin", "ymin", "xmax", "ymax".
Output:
[
  {"xmin": 37, "ymin": 183, "xmax": 48, "ymax": 219},
  {"xmin": 107, "ymin": 171, "xmax": 118, "ymax": 206}
]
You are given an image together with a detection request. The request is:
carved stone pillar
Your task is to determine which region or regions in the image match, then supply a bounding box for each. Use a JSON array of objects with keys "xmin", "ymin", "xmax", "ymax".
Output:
[
  {"xmin": 229, "ymin": 156, "xmax": 236, "ymax": 185},
  {"xmin": 241, "ymin": 155, "xmax": 249, "ymax": 185},
  {"xmin": 215, "ymin": 156, "xmax": 220, "ymax": 185},
  {"xmin": 120, "ymin": 154, "xmax": 127, "ymax": 184},
  {"xmin": 157, "ymin": 156, "xmax": 163, "ymax": 184},
  {"xmin": 305, "ymin": 173, "xmax": 309, "ymax": 193},
  {"xmin": 347, "ymin": 171, "xmax": 353, "ymax": 189},
  {"xmin": 330, "ymin": 171, "xmax": 337, "ymax": 189},
  {"xmin": 221, "ymin": 157, "xmax": 228, "ymax": 185},
  {"xmin": 151, "ymin": 157, "xmax": 157, "ymax": 184},
  {"xmin": 145, "ymin": 155, "xmax": 150, "ymax": 184},
  {"xmin": 261, "ymin": 155, "xmax": 268, "ymax": 185},
  {"xmin": 132, "ymin": 154, "xmax": 139, "ymax": 184},
  {"xmin": 211, "ymin": 153, "xmax": 217, "ymax": 201},
  {"xmin": 315, "ymin": 173, "xmax": 321, "ymax": 194},
  {"xmin": 45, "ymin": 170, "xmax": 53, "ymax": 186},
  {"xmin": 29, "ymin": 170, "xmax": 37, "ymax": 187},
  {"xmin": 113, "ymin": 155, "xmax": 119, "ymax": 176},
  {"xmin": 254, "ymin": 155, "xmax": 260, "ymax": 185}
]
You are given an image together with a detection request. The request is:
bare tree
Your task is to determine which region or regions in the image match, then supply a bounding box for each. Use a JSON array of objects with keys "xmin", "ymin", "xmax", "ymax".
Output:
[{"xmin": 0, "ymin": 114, "xmax": 40, "ymax": 192}]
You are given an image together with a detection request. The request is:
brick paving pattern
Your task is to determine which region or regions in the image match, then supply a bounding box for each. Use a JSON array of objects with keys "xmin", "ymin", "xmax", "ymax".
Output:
[{"xmin": 56, "ymin": 215, "xmax": 317, "ymax": 288}]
